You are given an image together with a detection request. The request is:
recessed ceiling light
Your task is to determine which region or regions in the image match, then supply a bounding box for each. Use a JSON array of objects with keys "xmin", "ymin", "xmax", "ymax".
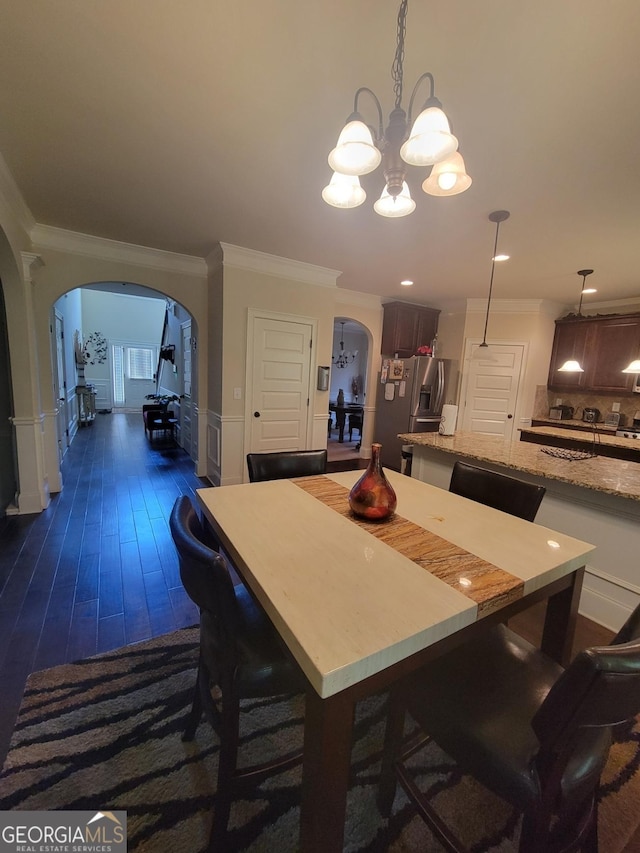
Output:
[
  {"xmin": 492, "ymin": 254, "xmax": 509, "ymax": 262},
  {"xmin": 400, "ymin": 279, "xmax": 413, "ymax": 286},
  {"xmin": 582, "ymin": 288, "xmax": 597, "ymax": 294}
]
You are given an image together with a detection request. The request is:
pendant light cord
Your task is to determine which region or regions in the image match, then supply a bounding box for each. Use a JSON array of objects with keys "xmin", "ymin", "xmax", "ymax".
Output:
[{"xmin": 482, "ymin": 219, "xmax": 502, "ymax": 344}]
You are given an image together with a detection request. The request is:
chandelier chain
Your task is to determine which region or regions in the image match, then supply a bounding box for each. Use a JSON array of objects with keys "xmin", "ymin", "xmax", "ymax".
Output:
[{"xmin": 392, "ymin": 0, "xmax": 408, "ymax": 108}]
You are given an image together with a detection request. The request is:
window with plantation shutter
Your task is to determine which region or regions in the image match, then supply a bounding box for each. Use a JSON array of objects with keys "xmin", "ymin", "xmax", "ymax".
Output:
[{"xmin": 128, "ymin": 347, "xmax": 154, "ymax": 380}]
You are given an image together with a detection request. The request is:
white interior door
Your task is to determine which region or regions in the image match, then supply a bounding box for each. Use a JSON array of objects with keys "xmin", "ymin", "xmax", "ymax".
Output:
[
  {"xmin": 460, "ymin": 342, "xmax": 525, "ymax": 440},
  {"xmin": 53, "ymin": 311, "xmax": 69, "ymax": 460},
  {"xmin": 248, "ymin": 315, "xmax": 313, "ymax": 453}
]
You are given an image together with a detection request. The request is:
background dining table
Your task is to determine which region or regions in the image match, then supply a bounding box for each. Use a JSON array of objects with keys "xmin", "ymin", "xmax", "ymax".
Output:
[
  {"xmin": 328, "ymin": 401, "xmax": 363, "ymax": 443},
  {"xmin": 197, "ymin": 469, "xmax": 594, "ymax": 853}
]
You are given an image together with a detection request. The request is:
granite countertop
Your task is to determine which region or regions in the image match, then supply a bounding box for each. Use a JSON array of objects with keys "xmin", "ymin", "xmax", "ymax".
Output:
[
  {"xmin": 520, "ymin": 425, "xmax": 640, "ymax": 452},
  {"xmin": 398, "ymin": 431, "xmax": 640, "ymax": 502},
  {"xmin": 532, "ymin": 417, "xmax": 619, "ymax": 433}
]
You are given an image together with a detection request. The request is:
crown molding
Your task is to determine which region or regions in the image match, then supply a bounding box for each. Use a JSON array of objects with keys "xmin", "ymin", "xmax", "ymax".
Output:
[
  {"xmin": 466, "ymin": 298, "xmax": 563, "ymax": 317},
  {"xmin": 583, "ymin": 296, "xmax": 640, "ymax": 312},
  {"xmin": 0, "ymin": 153, "xmax": 36, "ymax": 236},
  {"xmin": 215, "ymin": 242, "xmax": 341, "ymax": 288},
  {"xmin": 334, "ymin": 287, "xmax": 382, "ymax": 309},
  {"xmin": 30, "ymin": 224, "xmax": 207, "ymax": 277},
  {"xmin": 21, "ymin": 252, "xmax": 44, "ymax": 281}
]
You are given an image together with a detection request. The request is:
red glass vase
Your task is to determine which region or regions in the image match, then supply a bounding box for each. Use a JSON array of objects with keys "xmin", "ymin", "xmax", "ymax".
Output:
[{"xmin": 349, "ymin": 443, "xmax": 397, "ymax": 521}]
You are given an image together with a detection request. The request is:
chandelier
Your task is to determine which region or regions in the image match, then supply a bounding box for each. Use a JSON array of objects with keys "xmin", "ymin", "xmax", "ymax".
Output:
[
  {"xmin": 332, "ymin": 322, "xmax": 358, "ymax": 369},
  {"xmin": 322, "ymin": 0, "xmax": 471, "ymax": 217}
]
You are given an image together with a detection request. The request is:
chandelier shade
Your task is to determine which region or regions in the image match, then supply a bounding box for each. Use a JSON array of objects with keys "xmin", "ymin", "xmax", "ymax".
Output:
[
  {"xmin": 422, "ymin": 151, "xmax": 472, "ymax": 196},
  {"xmin": 328, "ymin": 119, "xmax": 382, "ymax": 176},
  {"xmin": 400, "ymin": 105, "xmax": 458, "ymax": 166},
  {"xmin": 557, "ymin": 270, "xmax": 594, "ymax": 372},
  {"xmin": 322, "ymin": 0, "xmax": 470, "ymax": 217},
  {"xmin": 374, "ymin": 181, "xmax": 416, "ymax": 218},
  {"xmin": 321, "ymin": 172, "xmax": 366, "ymax": 208}
]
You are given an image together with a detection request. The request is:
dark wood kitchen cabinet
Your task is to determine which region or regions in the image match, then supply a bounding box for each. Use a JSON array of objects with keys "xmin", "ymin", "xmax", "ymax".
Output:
[
  {"xmin": 548, "ymin": 313, "xmax": 640, "ymax": 393},
  {"xmin": 381, "ymin": 301, "xmax": 440, "ymax": 357}
]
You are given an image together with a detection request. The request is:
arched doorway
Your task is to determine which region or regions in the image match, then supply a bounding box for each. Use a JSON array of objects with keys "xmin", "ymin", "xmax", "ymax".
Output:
[
  {"xmin": 328, "ymin": 318, "xmax": 369, "ymax": 464},
  {"xmin": 51, "ymin": 281, "xmax": 199, "ymax": 465}
]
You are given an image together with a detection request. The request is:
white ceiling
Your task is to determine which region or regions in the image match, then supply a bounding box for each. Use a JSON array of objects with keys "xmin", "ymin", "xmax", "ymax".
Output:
[{"xmin": 1, "ymin": 0, "xmax": 639, "ymax": 310}]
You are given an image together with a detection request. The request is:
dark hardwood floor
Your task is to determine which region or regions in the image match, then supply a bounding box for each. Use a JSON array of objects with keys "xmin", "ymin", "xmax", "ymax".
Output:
[
  {"xmin": 0, "ymin": 412, "xmax": 208, "ymax": 767},
  {"xmin": 0, "ymin": 415, "xmax": 613, "ymax": 775}
]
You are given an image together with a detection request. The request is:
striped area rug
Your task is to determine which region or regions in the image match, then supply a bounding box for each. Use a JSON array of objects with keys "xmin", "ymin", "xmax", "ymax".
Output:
[{"xmin": 1, "ymin": 628, "xmax": 639, "ymax": 852}]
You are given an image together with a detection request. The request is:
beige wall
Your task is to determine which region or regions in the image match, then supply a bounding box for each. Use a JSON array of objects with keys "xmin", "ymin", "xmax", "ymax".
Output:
[
  {"xmin": 206, "ymin": 248, "xmax": 383, "ymax": 485},
  {"xmin": 461, "ymin": 299, "xmax": 561, "ymax": 424}
]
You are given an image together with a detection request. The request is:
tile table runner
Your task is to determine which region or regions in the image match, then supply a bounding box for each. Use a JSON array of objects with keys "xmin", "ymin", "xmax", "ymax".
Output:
[{"xmin": 295, "ymin": 475, "xmax": 523, "ymax": 615}]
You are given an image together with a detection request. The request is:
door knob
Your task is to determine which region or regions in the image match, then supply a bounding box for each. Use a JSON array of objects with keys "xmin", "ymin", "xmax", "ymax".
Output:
[
  {"xmin": 507, "ymin": 414, "xmax": 513, "ymax": 419},
  {"xmin": 254, "ymin": 411, "xmax": 261, "ymax": 418}
]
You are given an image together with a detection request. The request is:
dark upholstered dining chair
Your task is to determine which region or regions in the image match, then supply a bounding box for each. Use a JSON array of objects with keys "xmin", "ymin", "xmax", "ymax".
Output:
[
  {"xmin": 169, "ymin": 495, "xmax": 305, "ymax": 851},
  {"xmin": 378, "ymin": 603, "xmax": 640, "ymax": 853},
  {"xmin": 246, "ymin": 448, "xmax": 327, "ymax": 483},
  {"xmin": 449, "ymin": 460, "xmax": 546, "ymax": 521}
]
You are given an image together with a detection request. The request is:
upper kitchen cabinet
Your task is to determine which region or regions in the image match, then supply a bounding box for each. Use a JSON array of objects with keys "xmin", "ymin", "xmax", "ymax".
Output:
[
  {"xmin": 548, "ymin": 314, "xmax": 640, "ymax": 393},
  {"xmin": 381, "ymin": 302, "xmax": 440, "ymax": 357}
]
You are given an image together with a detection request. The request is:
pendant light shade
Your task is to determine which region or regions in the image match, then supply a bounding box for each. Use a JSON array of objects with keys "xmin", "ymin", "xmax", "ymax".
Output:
[
  {"xmin": 557, "ymin": 269, "xmax": 594, "ymax": 373},
  {"xmin": 422, "ymin": 150, "xmax": 472, "ymax": 196},
  {"xmin": 557, "ymin": 359, "xmax": 584, "ymax": 373},
  {"xmin": 472, "ymin": 210, "xmax": 510, "ymax": 361}
]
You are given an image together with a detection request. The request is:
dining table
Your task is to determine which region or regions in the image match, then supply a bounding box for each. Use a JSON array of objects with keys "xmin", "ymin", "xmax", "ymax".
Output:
[
  {"xmin": 328, "ymin": 401, "xmax": 363, "ymax": 443},
  {"xmin": 197, "ymin": 468, "xmax": 595, "ymax": 853}
]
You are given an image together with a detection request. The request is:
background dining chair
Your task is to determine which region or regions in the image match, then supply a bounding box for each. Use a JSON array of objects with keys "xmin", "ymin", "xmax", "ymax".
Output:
[
  {"xmin": 246, "ymin": 448, "xmax": 327, "ymax": 482},
  {"xmin": 170, "ymin": 495, "xmax": 305, "ymax": 850},
  {"xmin": 449, "ymin": 460, "xmax": 546, "ymax": 521},
  {"xmin": 348, "ymin": 411, "xmax": 363, "ymax": 442},
  {"xmin": 378, "ymin": 603, "xmax": 640, "ymax": 853}
]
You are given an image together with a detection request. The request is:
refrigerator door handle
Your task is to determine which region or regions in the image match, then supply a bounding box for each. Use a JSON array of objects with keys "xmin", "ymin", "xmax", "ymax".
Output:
[{"xmin": 433, "ymin": 360, "xmax": 445, "ymax": 413}]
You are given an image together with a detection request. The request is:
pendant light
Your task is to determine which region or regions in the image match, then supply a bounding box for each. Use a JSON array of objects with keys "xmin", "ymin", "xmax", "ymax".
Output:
[
  {"xmin": 472, "ymin": 210, "xmax": 510, "ymax": 362},
  {"xmin": 557, "ymin": 269, "xmax": 594, "ymax": 372}
]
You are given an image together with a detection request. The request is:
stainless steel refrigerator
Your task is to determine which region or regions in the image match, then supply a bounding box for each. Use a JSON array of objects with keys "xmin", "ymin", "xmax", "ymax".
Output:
[{"xmin": 373, "ymin": 356, "xmax": 452, "ymax": 471}]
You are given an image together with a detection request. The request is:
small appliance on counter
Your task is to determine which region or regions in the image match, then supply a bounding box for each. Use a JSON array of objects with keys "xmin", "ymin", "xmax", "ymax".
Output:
[
  {"xmin": 582, "ymin": 407, "xmax": 601, "ymax": 423},
  {"xmin": 549, "ymin": 405, "xmax": 574, "ymax": 420},
  {"xmin": 604, "ymin": 411, "xmax": 621, "ymax": 428}
]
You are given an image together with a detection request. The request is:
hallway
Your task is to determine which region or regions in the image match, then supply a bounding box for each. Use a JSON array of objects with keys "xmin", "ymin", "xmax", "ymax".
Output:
[{"xmin": 0, "ymin": 412, "xmax": 207, "ymax": 765}]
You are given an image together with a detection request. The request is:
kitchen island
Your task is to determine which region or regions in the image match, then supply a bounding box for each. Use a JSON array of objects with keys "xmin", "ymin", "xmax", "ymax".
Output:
[
  {"xmin": 398, "ymin": 431, "xmax": 640, "ymax": 631},
  {"xmin": 519, "ymin": 424, "xmax": 640, "ymax": 462}
]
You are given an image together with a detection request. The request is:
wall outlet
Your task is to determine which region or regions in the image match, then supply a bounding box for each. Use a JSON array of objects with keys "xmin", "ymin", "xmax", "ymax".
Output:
[
  {"xmin": 612, "ymin": 402, "xmax": 621, "ymax": 412},
  {"xmin": 555, "ymin": 398, "xmax": 562, "ymax": 406},
  {"xmin": 233, "ymin": 387, "xmax": 242, "ymax": 400}
]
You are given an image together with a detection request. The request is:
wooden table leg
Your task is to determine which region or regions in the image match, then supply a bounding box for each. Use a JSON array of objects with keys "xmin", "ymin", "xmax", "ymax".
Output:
[
  {"xmin": 541, "ymin": 566, "xmax": 584, "ymax": 666},
  {"xmin": 299, "ymin": 687, "xmax": 355, "ymax": 853}
]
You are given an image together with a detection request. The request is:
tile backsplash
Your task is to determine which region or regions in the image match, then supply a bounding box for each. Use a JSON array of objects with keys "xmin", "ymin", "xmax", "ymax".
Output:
[{"xmin": 533, "ymin": 385, "xmax": 640, "ymax": 427}]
